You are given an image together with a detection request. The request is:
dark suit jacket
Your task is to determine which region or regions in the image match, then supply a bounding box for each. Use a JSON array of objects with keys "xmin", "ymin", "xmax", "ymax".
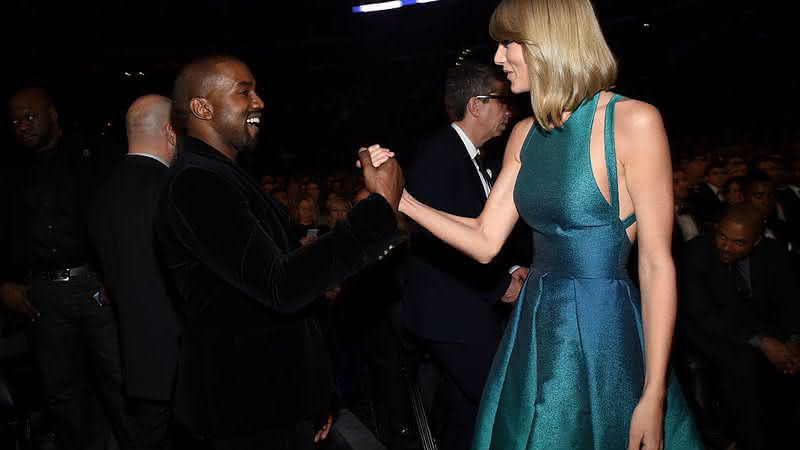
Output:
[
  {"xmin": 689, "ymin": 183, "xmax": 725, "ymax": 227},
  {"xmin": 403, "ymin": 126, "xmax": 514, "ymax": 343},
  {"xmin": 155, "ymin": 136, "xmax": 402, "ymax": 437},
  {"xmin": 89, "ymin": 154, "xmax": 180, "ymax": 402},
  {"xmin": 679, "ymin": 234, "xmax": 800, "ymax": 366},
  {"xmin": 780, "ymin": 187, "xmax": 800, "ymax": 223}
]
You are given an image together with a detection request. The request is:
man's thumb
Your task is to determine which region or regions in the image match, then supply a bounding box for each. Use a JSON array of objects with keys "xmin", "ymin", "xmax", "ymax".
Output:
[{"xmin": 358, "ymin": 149, "xmax": 376, "ymax": 175}]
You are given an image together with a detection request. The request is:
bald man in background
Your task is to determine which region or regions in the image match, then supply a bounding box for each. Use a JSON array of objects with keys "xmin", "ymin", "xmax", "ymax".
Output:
[{"xmin": 89, "ymin": 95, "xmax": 180, "ymax": 450}]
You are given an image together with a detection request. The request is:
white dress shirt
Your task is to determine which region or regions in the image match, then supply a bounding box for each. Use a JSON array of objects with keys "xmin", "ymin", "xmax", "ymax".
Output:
[
  {"xmin": 706, "ymin": 183, "xmax": 725, "ymax": 202},
  {"xmin": 128, "ymin": 152, "xmax": 170, "ymax": 167},
  {"xmin": 451, "ymin": 124, "xmax": 521, "ymax": 275},
  {"xmin": 451, "ymin": 123, "xmax": 491, "ymax": 198}
]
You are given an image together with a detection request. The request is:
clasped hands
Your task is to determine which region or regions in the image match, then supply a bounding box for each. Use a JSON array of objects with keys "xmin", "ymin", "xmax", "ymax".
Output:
[{"xmin": 356, "ymin": 144, "xmax": 404, "ymax": 211}]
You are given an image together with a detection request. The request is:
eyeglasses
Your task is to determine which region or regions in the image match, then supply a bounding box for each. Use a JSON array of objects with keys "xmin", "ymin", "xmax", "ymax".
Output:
[
  {"xmin": 11, "ymin": 111, "xmax": 39, "ymax": 127},
  {"xmin": 475, "ymin": 94, "xmax": 511, "ymax": 103}
]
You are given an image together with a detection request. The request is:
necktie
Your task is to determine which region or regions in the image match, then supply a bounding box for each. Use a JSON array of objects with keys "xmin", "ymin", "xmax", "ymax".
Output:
[
  {"xmin": 473, "ymin": 152, "xmax": 493, "ymax": 189},
  {"xmin": 731, "ymin": 263, "xmax": 752, "ymax": 302}
]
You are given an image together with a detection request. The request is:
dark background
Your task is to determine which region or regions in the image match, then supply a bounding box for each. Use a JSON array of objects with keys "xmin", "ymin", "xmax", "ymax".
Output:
[{"xmin": 1, "ymin": 0, "xmax": 796, "ymax": 175}]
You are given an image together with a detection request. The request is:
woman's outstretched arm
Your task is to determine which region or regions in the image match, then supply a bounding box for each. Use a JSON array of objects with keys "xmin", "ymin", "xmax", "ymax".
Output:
[{"xmin": 395, "ymin": 118, "xmax": 534, "ymax": 264}]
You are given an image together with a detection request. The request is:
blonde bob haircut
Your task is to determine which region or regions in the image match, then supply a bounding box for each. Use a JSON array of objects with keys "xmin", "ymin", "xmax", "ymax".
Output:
[{"xmin": 490, "ymin": 0, "xmax": 617, "ymax": 131}]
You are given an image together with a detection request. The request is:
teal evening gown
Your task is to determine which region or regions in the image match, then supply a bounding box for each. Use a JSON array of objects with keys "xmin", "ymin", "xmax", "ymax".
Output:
[{"xmin": 471, "ymin": 93, "xmax": 704, "ymax": 449}]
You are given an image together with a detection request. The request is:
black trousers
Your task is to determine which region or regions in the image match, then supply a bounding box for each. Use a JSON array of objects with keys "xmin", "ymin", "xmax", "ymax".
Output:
[
  {"xmin": 127, "ymin": 399, "xmax": 172, "ymax": 450},
  {"xmin": 212, "ymin": 421, "xmax": 316, "ymax": 450},
  {"xmin": 426, "ymin": 338, "xmax": 500, "ymax": 450},
  {"xmin": 717, "ymin": 347, "xmax": 800, "ymax": 450},
  {"xmin": 28, "ymin": 272, "xmax": 132, "ymax": 450}
]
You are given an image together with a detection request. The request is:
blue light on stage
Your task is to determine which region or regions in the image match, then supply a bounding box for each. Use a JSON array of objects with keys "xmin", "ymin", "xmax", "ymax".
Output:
[{"xmin": 352, "ymin": 0, "xmax": 440, "ymax": 14}]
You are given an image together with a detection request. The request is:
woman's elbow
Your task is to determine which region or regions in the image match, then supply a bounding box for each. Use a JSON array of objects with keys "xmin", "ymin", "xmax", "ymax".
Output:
[
  {"xmin": 475, "ymin": 241, "xmax": 503, "ymax": 264},
  {"xmin": 637, "ymin": 251, "xmax": 675, "ymax": 280}
]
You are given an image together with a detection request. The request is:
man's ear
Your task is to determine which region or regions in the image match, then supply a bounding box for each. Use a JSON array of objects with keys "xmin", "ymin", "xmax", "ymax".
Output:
[
  {"xmin": 189, "ymin": 98, "xmax": 213, "ymax": 121},
  {"xmin": 466, "ymin": 97, "xmax": 482, "ymax": 118},
  {"xmin": 165, "ymin": 122, "xmax": 177, "ymax": 146},
  {"xmin": 48, "ymin": 105, "xmax": 58, "ymax": 124}
]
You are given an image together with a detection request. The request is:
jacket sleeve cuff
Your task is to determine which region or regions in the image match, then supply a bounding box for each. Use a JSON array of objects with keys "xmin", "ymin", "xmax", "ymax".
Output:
[{"xmin": 344, "ymin": 193, "xmax": 405, "ymax": 262}]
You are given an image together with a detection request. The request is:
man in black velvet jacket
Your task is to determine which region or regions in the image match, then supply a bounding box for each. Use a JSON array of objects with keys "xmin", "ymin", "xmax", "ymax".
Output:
[{"xmin": 155, "ymin": 55, "xmax": 405, "ymax": 450}]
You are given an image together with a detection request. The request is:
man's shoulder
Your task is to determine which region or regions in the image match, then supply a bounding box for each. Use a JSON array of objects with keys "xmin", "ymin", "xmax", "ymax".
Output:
[
  {"xmin": 754, "ymin": 236, "xmax": 791, "ymax": 258},
  {"xmin": 411, "ymin": 126, "xmax": 464, "ymax": 170},
  {"xmin": 683, "ymin": 234, "xmax": 714, "ymax": 259},
  {"xmin": 418, "ymin": 126, "xmax": 461, "ymax": 150}
]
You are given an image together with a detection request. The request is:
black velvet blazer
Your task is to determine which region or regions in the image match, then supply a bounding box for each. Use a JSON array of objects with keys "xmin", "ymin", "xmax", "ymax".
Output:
[{"xmin": 155, "ymin": 136, "xmax": 402, "ymax": 437}]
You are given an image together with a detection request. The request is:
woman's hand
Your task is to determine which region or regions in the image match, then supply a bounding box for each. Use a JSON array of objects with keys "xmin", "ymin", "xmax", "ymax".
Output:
[
  {"xmin": 355, "ymin": 144, "xmax": 395, "ymax": 168},
  {"xmin": 628, "ymin": 391, "xmax": 664, "ymax": 450}
]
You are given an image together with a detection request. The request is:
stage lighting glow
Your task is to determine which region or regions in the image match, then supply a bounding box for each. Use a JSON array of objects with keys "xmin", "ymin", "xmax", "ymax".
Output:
[{"xmin": 352, "ymin": 0, "xmax": 439, "ymax": 13}]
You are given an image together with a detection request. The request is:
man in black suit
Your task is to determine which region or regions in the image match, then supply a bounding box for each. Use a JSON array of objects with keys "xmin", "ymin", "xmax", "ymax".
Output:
[
  {"xmin": 672, "ymin": 167, "xmax": 701, "ymax": 247},
  {"xmin": 689, "ymin": 160, "xmax": 728, "ymax": 229},
  {"xmin": 679, "ymin": 205, "xmax": 800, "ymax": 449},
  {"xmin": 0, "ymin": 87, "xmax": 131, "ymax": 450},
  {"xmin": 402, "ymin": 62, "xmax": 527, "ymax": 450},
  {"xmin": 743, "ymin": 171, "xmax": 796, "ymax": 250},
  {"xmin": 155, "ymin": 55, "xmax": 404, "ymax": 450},
  {"xmin": 89, "ymin": 95, "xmax": 180, "ymax": 450}
]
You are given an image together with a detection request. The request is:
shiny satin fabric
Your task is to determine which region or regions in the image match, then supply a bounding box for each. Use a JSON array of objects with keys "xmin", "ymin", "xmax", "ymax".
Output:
[{"xmin": 472, "ymin": 93, "xmax": 703, "ymax": 449}]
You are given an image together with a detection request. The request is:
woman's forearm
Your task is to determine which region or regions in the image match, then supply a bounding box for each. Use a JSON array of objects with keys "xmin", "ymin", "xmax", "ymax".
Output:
[
  {"xmin": 637, "ymin": 255, "xmax": 677, "ymax": 397},
  {"xmin": 399, "ymin": 192, "xmax": 500, "ymax": 263}
]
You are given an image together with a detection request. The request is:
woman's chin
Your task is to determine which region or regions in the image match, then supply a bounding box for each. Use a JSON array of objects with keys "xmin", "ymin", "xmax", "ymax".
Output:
[{"xmin": 510, "ymin": 82, "xmax": 530, "ymax": 94}]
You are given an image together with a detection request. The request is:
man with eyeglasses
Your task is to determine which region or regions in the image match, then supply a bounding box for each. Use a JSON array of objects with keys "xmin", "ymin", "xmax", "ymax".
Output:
[
  {"xmin": 0, "ymin": 87, "xmax": 131, "ymax": 450},
  {"xmin": 401, "ymin": 61, "xmax": 528, "ymax": 450}
]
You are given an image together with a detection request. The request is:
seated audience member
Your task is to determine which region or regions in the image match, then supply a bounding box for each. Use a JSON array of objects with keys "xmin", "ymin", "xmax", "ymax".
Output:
[
  {"xmin": 726, "ymin": 157, "xmax": 749, "ymax": 178},
  {"xmin": 292, "ymin": 196, "xmax": 329, "ymax": 245},
  {"xmin": 754, "ymin": 155, "xmax": 786, "ymax": 186},
  {"xmin": 305, "ymin": 179, "xmax": 322, "ymax": 208},
  {"xmin": 777, "ymin": 158, "xmax": 800, "ymax": 232},
  {"xmin": 685, "ymin": 155, "xmax": 708, "ymax": 189},
  {"xmin": 788, "ymin": 159, "xmax": 800, "ymax": 198},
  {"xmin": 689, "ymin": 159, "xmax": 728, "ymax": 228},
  {"xmin": 271, "ymin": 187, "xmax": 290, "ymax": 212},
  {"xmin": 679, "ymin": 205, "xmax": 800, "ymax": 450},
  {"xmin": 743, "ymin": 171, "xmax": 795, "ymax": 249},
  {"xmin": 673, "ymin": 168, "xmax": 701, "ymax": 245},
  {"xmin": 724, "ymin": 176, "xmax": 746, "ymax": 206},
  {"xmin": 260, "ymin": 175, "xmax": 275, "ymax": 193},
  {"xmin": 327, "ymin": 197, "xmax": 352, "ymax": 228}
]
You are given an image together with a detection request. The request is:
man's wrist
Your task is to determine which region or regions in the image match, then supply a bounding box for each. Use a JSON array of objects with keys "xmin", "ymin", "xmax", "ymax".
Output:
[{"xmin": 509, "ymin": 265, "xmax": 522, "ymax": 275}]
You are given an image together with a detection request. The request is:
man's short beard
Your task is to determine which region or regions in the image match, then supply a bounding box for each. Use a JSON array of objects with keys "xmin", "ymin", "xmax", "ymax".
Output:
[{"xmin": 237, "ymin": 135, "xmax": 259, "ymax": 153}]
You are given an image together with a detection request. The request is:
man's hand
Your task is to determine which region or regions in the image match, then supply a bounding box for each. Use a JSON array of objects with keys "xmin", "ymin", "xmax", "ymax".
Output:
[
  {"xmin": 501, "ymin": 267, "xmax": 528, "ymax": 304},
  {"xmin": 357, "ymin": 145, "xmax": 404, "ymax": 211},
  {"xmin": 299, "ymin": 235, "xmax": 316, "ymax": 246},
  {"xmin": 786, "ymin": 340, "xmax": 800, "ymax": 373},
  {"xmin": 324, "ymin": 286, "xmax": 341, "ymax": 302},
  {"xmin": 760, "ymin": 336, "xmax": 799, "ymax": 374},
  {"xmin": 0, "ymin": 282, "xmax": 39, "ymax": 321},
  {"xmin": 511, "ymin": 266, "xmax": 529, "ymax": 282},
  {"xmin": 314, "ymin": 413, "xmax": 333, "ymax": 444}
]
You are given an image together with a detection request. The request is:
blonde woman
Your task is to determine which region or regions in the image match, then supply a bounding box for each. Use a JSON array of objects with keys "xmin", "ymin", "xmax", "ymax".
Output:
[{"xmin": 366, "ymin": 0, "xmax": 703, "ymax": 448}]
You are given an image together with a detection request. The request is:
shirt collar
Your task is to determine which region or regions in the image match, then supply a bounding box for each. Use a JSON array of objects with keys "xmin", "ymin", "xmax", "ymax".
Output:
[
  {"xmin": 451, "ymin": 123, "xmax": 479, "ymax": 160},
  {"xmin": 706, "ymin": 182, "xmax": 720, "ymax": 195},
  {"xmin": 128, "ymin": 152, "xmax": 170, "ymax": 167}
]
